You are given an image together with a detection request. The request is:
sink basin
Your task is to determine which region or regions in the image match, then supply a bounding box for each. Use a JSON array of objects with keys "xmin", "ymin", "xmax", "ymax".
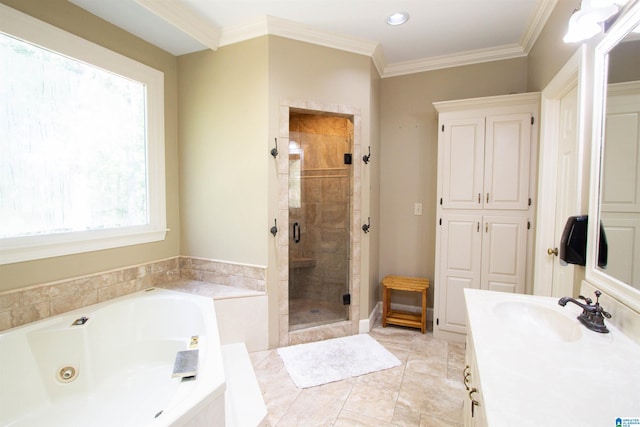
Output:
[{"xmin": 493, "ymin": 301, "xmax": 583, "ymax": 343}]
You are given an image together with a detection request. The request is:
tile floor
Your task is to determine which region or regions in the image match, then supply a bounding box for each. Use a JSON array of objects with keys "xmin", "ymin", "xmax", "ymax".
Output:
[{"xmin": 249, "ymin": 321, "xmax": 466, "ymax": 426}]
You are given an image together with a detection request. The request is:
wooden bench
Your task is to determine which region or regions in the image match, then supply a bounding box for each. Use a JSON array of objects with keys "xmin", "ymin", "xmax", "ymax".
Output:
[{"xmin": 381, "ymin": 275, "xmax": 430, "ymax": 333}]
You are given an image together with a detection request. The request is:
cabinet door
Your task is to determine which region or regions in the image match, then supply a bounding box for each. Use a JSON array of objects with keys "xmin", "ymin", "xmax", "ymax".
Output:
[
  {"xmin": 481, "ymin": 216, "xmax": 527, "ymax": 294},
  {"xmin": 438, "ymin": 215, "xmax": 482, "ymax": 334},
  {"xmin": 441, "ymin": 118, "xmax": 485, "ymax": 209},
  {"xmin": 484, "ymin": 114, "xmax": 532, "ymax": 210}
]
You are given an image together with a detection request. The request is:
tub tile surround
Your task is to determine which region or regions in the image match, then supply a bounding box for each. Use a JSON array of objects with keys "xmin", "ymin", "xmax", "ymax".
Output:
[
  {"xmin": 180, "ymin": 256, "xmax": 266, "ymax": 292},
  {"xmin": 0, "ymin": 256, "xmax": 266, "ymax": 332}
]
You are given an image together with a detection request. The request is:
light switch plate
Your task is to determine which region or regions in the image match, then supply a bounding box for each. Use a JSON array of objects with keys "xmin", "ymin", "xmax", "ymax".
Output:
[{"xmin": 414, "ymin": 203, "xmax": 423, "ymax": 216}]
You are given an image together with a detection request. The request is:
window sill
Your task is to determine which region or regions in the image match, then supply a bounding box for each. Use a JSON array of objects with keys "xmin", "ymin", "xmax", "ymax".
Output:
[{"xmin": 0, "ymin": 227, "xmax": 169, "ymax": 265}]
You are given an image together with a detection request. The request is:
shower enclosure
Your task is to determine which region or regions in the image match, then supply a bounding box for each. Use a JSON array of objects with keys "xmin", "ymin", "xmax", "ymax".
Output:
[{"xmin": 288, "ymin": 112, "xmax": 353, "ymax": 331}]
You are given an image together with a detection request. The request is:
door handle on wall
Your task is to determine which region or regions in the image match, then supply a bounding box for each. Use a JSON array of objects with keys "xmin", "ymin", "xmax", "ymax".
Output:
[{"xmin": 293, "ymin": 222, "xmax": 301, "ymax": 243}]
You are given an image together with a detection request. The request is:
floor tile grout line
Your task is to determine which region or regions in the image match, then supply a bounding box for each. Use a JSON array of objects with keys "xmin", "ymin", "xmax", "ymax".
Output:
[{"xmin": 332, "ymin": 382, "xmax": 354, "ymax": 426}]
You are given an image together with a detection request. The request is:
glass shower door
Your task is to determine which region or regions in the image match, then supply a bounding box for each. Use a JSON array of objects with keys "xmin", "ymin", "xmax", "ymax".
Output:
[{"xmin": 288, "ymin": 113, "xmax": 352, "ymax": 331}]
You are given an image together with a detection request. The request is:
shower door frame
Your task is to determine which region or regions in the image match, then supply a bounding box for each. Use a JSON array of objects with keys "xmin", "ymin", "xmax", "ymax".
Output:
[{"xmin": 277, "ymin": 100, "xmax": 362, "ymax": 346}]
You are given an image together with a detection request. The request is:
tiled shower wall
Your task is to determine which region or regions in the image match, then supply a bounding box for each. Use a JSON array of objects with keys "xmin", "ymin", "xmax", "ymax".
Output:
[{"xmin": 0, "ymin": 256, "xmax": 266, "ymax": 332}]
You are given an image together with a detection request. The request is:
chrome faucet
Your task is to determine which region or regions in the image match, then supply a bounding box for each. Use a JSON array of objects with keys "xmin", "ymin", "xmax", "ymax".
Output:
[{"xmin": 558, "ymin": 290, "xmax": 611, "ymax": 333}]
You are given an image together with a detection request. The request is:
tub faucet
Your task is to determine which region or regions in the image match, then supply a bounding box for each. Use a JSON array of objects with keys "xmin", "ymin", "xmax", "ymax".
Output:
[
  {"xmin": 558, "ymin": 290, "xmax": 611, "ymax": 333},
  {"xmin": 71, "ymin": 316, "xmax": 89, "ymax": 326}
]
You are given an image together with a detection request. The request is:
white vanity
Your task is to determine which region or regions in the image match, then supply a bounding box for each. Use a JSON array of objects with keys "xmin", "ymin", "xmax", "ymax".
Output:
[{"xmin": 464, "ymin": 288, "xmax": 640, "ymax": 426}]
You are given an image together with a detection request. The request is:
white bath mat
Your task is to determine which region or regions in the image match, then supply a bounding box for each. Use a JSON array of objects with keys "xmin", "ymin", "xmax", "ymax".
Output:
[{"xmin": 277, "ymin": 334, "xmax": 401, "ymax": 389}]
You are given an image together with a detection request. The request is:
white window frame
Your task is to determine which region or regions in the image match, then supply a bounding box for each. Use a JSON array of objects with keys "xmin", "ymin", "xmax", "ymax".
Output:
[{"xmin": 0, "ymin": 4, "xmax": 167, "ymax": 265}]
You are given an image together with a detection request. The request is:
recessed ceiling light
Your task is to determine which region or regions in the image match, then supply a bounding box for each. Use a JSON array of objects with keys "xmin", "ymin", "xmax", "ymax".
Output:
[{"xmin": 387, "ymin": 12, "xmax": 409, "ymax": 26}]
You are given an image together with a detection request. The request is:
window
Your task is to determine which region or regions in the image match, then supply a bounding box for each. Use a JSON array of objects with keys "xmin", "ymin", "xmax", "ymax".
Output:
[{"xmin": 0, "ymin": 4, "xmax": 166, "ymax": 264}]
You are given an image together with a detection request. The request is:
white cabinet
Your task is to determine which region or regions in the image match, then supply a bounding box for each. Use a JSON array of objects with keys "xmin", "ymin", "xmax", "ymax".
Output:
[
  {"xmin": 440, "ymin": 118, "xmax": 485, "ymax": 209},
  {"xmin": 434, "ymin": 93, "xmax": 539, "ymax": 341},
  {"xmin": 481, "ymin": 216, "xmax": 528, "ymax": 294},
  {"xmin": 438, "ymin": 215, "xmax": 482, "ymax": 334},
  {"xmin": 438, "ymin": 215, "xmax": 528, "ymax": 334},
  {"xmin": 441, "ymin": 114, "xmax": 532, "ymax": 210}
]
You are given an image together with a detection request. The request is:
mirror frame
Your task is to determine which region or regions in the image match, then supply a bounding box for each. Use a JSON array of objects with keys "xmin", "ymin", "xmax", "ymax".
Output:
[{"xmin": 586, "ymin": 0, "xmax": 640, "ymax": 312}]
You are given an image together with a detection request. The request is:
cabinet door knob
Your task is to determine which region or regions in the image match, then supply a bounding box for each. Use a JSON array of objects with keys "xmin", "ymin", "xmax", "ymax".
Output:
[{"xmin": 547, "ymin": 247, "xmax": 558, "ymax": 256}]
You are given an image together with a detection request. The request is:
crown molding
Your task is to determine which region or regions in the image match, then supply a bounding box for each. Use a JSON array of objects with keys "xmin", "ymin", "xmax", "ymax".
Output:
[
  {"xmin": 219, "ymin": 17, "xmax": 268, "ymax": 46},
  {"xmin": 382, "ymin": 44, "xmax": 528, "ymax": 78},
  {"xmin": 220, "ymin": 15, "xmax": 379, "ymax": 58},
  {"xmin": 136, "ymin": 0, "xmax": 220, "ymax": 50},
  {"xmin": 520, "ymin": 0, "xmax": 559, "ymax": 53},
  {"xmin": 139, "ymin": 0, "xmax": 557, "ymax": 78},
  {"xmin": 433, "ymin": 92, "xmax": 541, "ymax": 113},
  {"xmin": 370, "ymin": 45, "xmax": 386, "ymax": 78}
]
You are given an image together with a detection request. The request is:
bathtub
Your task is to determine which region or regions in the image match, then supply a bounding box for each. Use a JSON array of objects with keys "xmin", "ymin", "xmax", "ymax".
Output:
[{"xmin": 0, "ymin": 288, "xmax": 226, "ymax": 427}]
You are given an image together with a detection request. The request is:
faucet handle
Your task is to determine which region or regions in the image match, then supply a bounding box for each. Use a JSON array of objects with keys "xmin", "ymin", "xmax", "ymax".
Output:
[
  {"xmin": 578, "ymin": 295, "xmax": 593, "ymax": 305},
  {"xmin": 593, "ymin": 290, "xmax": 612, "ymax": 318}
]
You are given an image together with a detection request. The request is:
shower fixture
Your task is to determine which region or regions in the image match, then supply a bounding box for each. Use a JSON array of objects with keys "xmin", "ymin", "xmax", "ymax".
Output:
[
  {"xmin": 362, "ymin": 146, "xmax": 371, "ymax": 164},
  {"xmin": 362, "ymin": 217, "xmax": 371, "ymax": 233}
]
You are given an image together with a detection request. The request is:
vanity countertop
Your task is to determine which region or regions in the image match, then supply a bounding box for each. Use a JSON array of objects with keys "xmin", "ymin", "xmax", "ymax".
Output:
[{"xmin": 464, "ymin": 289, "xmax": 640, "ymax": 427}]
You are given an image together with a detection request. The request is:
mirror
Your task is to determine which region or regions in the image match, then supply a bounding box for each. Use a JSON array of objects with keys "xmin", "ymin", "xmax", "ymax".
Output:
[
  {"xmin": 588, "ymin": 1, "xmax": 640, "ymax": 309},
  {"xmin": 598, "ymin": 25, "xmax": 640, "ymax": 287}
]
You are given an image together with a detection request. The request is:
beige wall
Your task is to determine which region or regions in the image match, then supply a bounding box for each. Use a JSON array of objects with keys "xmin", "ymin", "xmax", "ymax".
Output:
[
  {"xmin": 0, "ymin": 0, "xmax": 180, "ymax": 292},
  {"xmin": 379, "ymin": 58, "xmax": 528, "ymax": 308},
  {"xmin": 527, "ymin": 0, "xmax": 581, "ymax": 91},
  {"xmin": 177, "ymin": 38, "xmax": 269, "ymax": 266}
]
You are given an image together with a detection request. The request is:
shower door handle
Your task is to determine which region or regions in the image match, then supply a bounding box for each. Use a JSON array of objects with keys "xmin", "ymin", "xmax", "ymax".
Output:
[{"xmin": 293, "ymin": 222, "xmax": 301, "ymax": 243}]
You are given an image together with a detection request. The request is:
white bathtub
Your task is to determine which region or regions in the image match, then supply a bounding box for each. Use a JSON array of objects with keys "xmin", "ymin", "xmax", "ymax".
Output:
[{"xmin": 0, "ymin": 288, "xmax": 226, "ymax": 427}]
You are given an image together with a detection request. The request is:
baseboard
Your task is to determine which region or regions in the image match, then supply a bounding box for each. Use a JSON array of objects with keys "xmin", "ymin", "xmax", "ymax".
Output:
[{"xmin": 359, "ymin": 301, "xmax": 381, "ymax": 334}]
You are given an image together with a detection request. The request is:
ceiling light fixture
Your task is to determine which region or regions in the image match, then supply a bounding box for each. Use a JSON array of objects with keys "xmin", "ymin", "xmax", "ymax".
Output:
[
  {"xmin": 563, "ymin": 0, "xmax": 622, "ymax": 43},
  {"xmin": 387, "ymin": 12, "xmax": 409, "ymax": 26}
]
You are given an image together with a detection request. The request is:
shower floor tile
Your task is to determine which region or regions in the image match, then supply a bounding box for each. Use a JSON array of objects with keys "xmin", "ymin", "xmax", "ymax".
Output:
[{"xmin": 288, "ymin": 298, "xmax": 347, "ymax": 331}]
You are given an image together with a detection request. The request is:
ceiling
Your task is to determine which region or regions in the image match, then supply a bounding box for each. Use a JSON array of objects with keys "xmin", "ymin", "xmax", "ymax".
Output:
[{"xmin": 69, "ymin": 0, "xmax": 559, "ymax": 78}]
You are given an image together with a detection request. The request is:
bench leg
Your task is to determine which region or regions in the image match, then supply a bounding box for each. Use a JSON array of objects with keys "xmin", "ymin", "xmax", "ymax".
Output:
[
  {"xmin": 382, "ymin": 287, "xmax": 389, "ymax": 328},
  {"xmin": 421, "ymin": 289, "xmax": 427, "ymax": 334}
]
